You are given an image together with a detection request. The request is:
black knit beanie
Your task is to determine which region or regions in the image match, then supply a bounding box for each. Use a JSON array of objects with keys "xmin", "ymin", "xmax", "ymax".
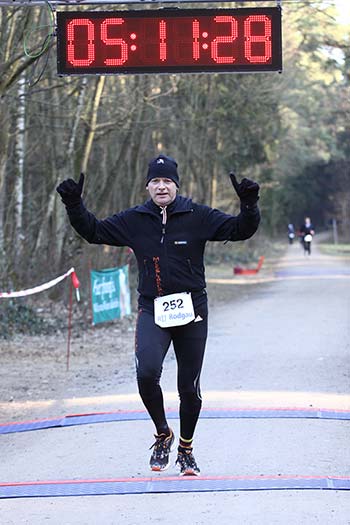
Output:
[{"xmin": 146, "ymin": 155, "xmax": 179, "ymax": 187}]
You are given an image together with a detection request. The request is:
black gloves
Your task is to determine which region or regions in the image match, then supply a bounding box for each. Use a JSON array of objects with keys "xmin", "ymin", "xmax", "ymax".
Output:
[
  {"xmin": 56, "ymin": 173, "xmax": 84, "ymax": 207},
  {"xmin": 230, "ymin": 172, "xmax": 259, "ymax": 207}
]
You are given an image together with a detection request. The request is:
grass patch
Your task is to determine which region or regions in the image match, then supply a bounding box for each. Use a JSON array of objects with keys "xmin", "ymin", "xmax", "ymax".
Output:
[
  {"xmin": 0, "ymin": 301, "xmax": 57, "ymax": 339},
  {"xmin": 205, "ymin": 236, "xmax": 286, "ymax": 279},
  {"xmin": 318, "ymin": 243, "xmax": 350, "ymax": 255}
]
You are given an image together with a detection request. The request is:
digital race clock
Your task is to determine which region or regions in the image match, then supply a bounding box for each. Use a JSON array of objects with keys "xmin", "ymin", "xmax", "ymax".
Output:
[{"xmin": 56, "ymin": 8, "xmax": 282, "ymax": 75}]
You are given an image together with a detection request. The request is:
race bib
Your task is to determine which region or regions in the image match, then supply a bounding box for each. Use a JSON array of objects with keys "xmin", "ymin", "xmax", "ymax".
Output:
[{"xmin": 154, "ymin": 292, "xmax": 195, "ymax": 328}]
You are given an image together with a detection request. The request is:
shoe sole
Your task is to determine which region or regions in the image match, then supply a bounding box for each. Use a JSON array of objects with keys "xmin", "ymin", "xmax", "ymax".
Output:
[
  {"xmin": 179, "ymin": 469, "xmax": 200, "ymax": 476},
  {"xmin": 150, "ymin": 463, "xmax": 171, "ymax": 472}
]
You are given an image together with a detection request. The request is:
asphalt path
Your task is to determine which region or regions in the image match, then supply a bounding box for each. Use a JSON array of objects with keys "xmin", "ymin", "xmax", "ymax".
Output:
[{"xmin": 1, "ymin": 240, "xmax": 350, "ymax": 524}]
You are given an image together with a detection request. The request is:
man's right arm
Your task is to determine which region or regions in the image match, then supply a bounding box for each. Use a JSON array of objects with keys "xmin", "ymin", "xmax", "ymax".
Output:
[
  {"xmin": 56, "ymin": 175, "xmax": 129, "ymax": 246},
  {"xmin": 66, "ymin": 200, "xmax": 131, "ymax": 247}
]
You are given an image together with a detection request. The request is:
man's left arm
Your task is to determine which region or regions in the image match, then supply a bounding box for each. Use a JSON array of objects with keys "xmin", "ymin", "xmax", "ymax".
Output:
[{"xmin": 206, "ymin": 173, "xmax": 260, "ymax": 241}]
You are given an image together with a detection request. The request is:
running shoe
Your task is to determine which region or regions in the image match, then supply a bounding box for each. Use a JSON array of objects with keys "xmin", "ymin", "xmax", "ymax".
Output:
[
  {"xmin": 149, "ymin": 429, "xmax": 174, "ymax": 471},
  {"xmin": 175, "ymin": 446, "xmax": 200, "ymax": 476}
]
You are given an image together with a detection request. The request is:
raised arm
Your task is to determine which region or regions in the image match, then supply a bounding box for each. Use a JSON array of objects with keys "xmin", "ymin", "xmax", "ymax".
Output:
[
  {"xmin": 56, "ymin": 174, "xmax": 129, "ymax": 246},
  {"xmin": 228, "ymin": 172, "xmax": 260, "ymax": 239},
  {"xmin": 205, "ymin": 173, "xmax": 260, "ymax": 242}
]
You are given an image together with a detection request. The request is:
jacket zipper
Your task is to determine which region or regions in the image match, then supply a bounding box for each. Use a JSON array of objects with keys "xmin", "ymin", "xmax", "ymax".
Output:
[{"xmin": 160, "ymin": 206, "xmax": 167, "ymax": 244}]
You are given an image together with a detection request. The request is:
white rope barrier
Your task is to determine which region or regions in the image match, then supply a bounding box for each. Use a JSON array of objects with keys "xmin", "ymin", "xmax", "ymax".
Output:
[{"xmin": 0, "ymin": 268, "xmax": 75, "ymax": 299}]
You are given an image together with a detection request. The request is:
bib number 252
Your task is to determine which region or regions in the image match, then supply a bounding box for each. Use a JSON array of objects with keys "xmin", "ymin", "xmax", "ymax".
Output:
[
  {"xmin": 163, "ymin": 298, "xmax": 183, "ymax": 311},
  {"xmin": 154, "ymin": 292, "xmax": 195, "ymax": 328}
]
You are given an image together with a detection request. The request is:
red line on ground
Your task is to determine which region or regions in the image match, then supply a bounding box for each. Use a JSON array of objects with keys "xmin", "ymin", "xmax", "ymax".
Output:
[
  {"xmin": 1, "ymin": 475, "xmax": 349, "ymax": 488},
  {"xmin": 0, "ymin": 416, "xmax": 64, "ymax": 427},
  {"xmin": 65, "ymin": 409, "xmax": 147, "ymax": 418}
]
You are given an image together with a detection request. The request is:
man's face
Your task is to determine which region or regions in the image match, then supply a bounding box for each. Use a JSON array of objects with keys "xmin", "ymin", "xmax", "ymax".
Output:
[{"xmin": 147, "ymin": 178, "xmax": 177, "ymax": 207}]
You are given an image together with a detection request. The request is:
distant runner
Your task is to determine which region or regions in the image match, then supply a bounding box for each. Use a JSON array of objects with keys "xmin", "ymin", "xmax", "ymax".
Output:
[
  {"xmin": 57, "ymin": 155, "xmax": 260, "ymax": 476},
  {"xmin": 299, "ymin": 216, "xmax": 315, "ymax": 255}
]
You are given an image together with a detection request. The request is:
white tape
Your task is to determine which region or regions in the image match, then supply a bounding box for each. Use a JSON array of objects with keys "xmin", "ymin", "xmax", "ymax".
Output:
[{"xmin": 0, "ymin": 268, "xmax": 75, "ymax": 298}]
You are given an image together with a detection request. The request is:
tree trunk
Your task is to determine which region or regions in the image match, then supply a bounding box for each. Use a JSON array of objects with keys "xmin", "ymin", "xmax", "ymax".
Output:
[
  {"xmin": 35, "ymin": 79, "xmax": 88, "ymax": 256},
  {"xmin": 81, "ymin": 76, "xmax": 106, "ymax": 174},
  {"xmin": 13, "ymin": 73, "xmax": 26, "ymax": 269}
]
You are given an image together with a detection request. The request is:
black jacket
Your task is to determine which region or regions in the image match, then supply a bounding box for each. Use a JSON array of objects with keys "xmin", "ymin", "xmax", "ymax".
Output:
[
  {"xmin": 66, "ymin": 195, "xmax": 260, "ymax": 299},
  {"xmin": 300, "ymin": 223, "xmax": 314, "ymax": 236}
]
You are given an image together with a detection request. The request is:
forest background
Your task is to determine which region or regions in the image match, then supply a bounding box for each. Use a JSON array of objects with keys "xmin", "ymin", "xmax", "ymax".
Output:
[{"xmin": 0, "ymin": 0, "xmax": 349, "ymax": 328}]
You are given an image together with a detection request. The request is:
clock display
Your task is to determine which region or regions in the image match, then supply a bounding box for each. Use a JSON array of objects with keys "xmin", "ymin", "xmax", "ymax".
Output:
[{"xmin": 56, "ymin": 8, "xmax": 282, "ymax": 75}]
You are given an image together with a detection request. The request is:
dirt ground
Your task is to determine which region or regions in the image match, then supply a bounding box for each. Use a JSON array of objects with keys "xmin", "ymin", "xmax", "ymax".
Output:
[
  {"xmin": 0, "ymin": 270, "xmax": 251, "ymax": 423},
  {"xmin": 5, "ymin": 237, "xmax": 344, "ymax": 425}
]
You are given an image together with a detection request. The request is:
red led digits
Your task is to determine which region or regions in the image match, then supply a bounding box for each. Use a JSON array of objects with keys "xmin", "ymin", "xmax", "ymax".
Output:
[
  {"xmin": 244, "ymin": 15, "xmax": 272, "ymax": 63},
  {"xmin": 101, "ymin": 18, "xmax": 128, "ymax": 66},
  {"xmin": 67, "ymin": 19, "xmax": 95, "ymax": 66},
  {"xmin": 211, "ymin": 16, "xmax": 238, "ymax": 64},
  {"xmin": 159, "ymin": 20, "xmax": 167, "ymax": 61},
  {"xmin": 193, "ymin": 20, "xmax": 200, "ymax": 60}
]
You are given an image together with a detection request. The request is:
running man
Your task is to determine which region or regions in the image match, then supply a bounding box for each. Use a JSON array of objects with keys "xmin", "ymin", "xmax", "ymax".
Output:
[{"xmin": 56, "ymin": 154, "xmax": 260, "ymax": 475}]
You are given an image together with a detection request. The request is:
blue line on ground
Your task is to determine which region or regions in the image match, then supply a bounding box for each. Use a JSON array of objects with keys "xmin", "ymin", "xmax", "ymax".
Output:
[
  {"xmin": 0, "ymin": 476, "xmax": 349, "ymax": 498},
  {"xmin": 1, "ymin": 408, "xmax": 349, "ymax": 435}
]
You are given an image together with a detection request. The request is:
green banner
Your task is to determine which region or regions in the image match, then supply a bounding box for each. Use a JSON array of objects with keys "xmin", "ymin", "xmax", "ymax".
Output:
[{"xmin": 90, "ymin": 265, "xmax": 131, "ymax": 325}]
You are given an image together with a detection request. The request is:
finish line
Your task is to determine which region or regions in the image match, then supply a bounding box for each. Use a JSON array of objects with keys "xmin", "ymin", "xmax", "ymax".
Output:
[
  {"xmin": 1, "ymin": 475, "xmax": 349, "ymax": 499},
  {"xmin": 1, "ymin": 407, "xmax": 350, "ymax": 435}
]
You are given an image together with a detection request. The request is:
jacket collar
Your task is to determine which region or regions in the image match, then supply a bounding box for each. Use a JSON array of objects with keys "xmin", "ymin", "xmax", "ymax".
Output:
[{"xmin": 136, "ymin": 195, "xmax": 193, "ymax": 216}]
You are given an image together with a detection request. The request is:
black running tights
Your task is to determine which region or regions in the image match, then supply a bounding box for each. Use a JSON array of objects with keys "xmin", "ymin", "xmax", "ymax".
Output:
[{"xmin": 135, "ymin": 308, "xmax": 208, "ymax": 441}]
